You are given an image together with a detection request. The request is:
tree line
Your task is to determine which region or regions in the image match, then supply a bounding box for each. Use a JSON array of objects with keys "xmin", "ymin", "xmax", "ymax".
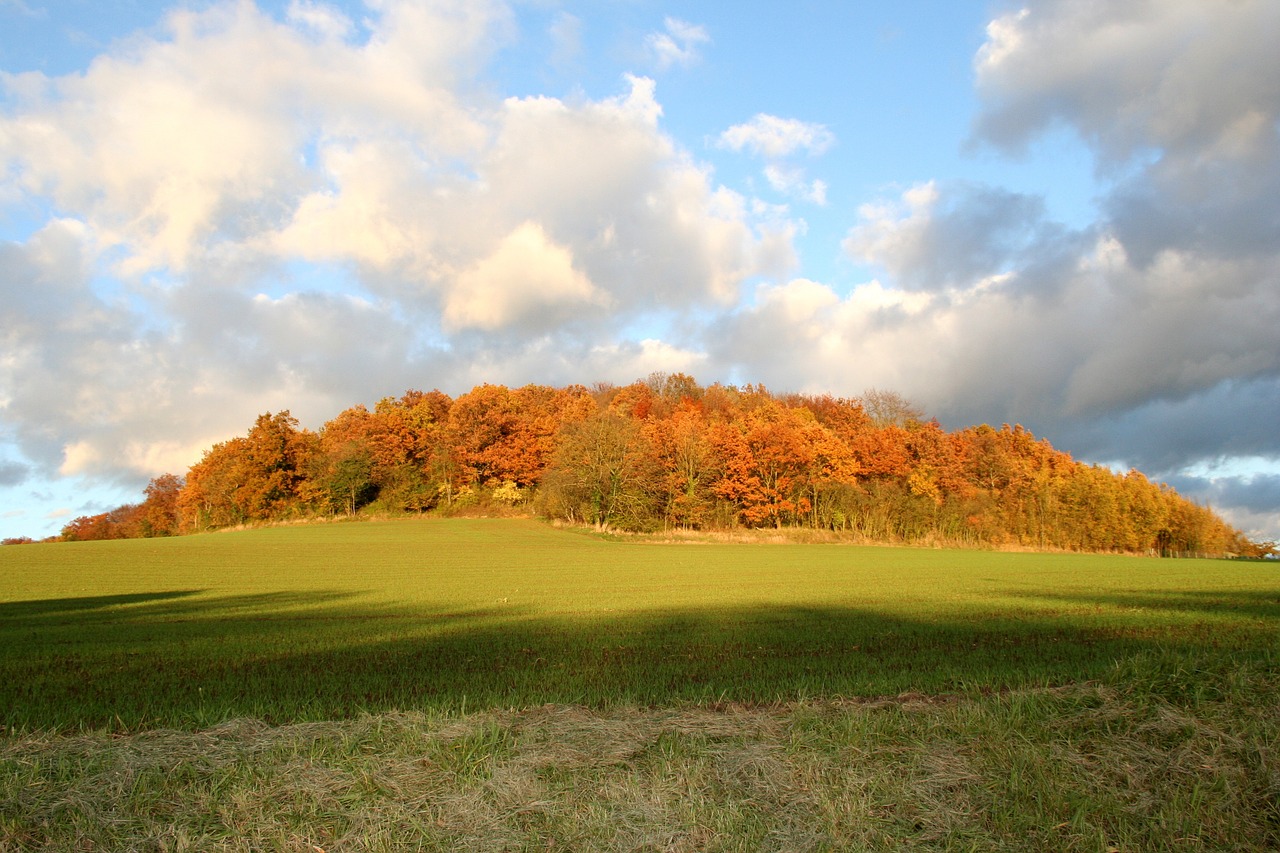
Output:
[{"xmin": 40, "ymin": 374, "xmax": 1273, "ymax": 557}]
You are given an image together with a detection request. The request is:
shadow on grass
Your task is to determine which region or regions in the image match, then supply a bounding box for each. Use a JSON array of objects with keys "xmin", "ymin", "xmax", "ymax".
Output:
[
  {"xmin": 3, "ymin": 587, "xmax": 1277, "ymax": 731},
  {"xmin": 1006, "ymin": 588, "xmax": 1280, "ymax": 621},
  {"xmin": 0, "ymin": 590, "xmax": 206, "ymax": 618}
]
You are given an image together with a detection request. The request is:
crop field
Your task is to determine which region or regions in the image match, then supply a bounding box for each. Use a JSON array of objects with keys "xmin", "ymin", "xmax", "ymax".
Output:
[{"xmin": 2, "ymin": 518, "xmax": 1278, "ymax": 850}]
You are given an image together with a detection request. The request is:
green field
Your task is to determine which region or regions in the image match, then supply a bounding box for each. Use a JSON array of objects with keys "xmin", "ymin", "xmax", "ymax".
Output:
[
  {"xmin": 2, "ymin": 519, "xmax": 1278, "ymax": 851},
  {"xmin": 2, "ymin": 518, "xmax": 1275, "ymax": 730}
]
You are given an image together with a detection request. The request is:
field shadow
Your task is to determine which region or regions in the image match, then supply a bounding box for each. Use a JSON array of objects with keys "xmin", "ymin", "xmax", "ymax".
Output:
[
  {"xmin": 1005, "ymin": 588, "xmax": 1280, "ymax": 621},
  {"xmin": 0, "ymin": 590, "xmax": 205, "ymax": 618},
  {"xmin": 2, "ymin": 586, "xmax": 1277, "ymax": 731}
]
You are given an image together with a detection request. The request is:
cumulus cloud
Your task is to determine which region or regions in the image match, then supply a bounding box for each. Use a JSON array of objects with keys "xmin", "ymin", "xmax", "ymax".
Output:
[
  {"xmin": 974, "ymin": 1, "xmax": 1280, "ymax": 162},
  {"xmin": 285, "ymin": 0, "xmax": 353, "ymax": 41},
  {"xmin": 718, "ymin": 114, "xmax": 834, "ymax": 205},
  {"xmin": 764, "ymin": 166, "xmax": 827, "ymax": 205},
  {"xmin": 963, "ymin": 0, "xmax": 1280, "ymax": 484},
  {"xmin": 0, "ymin": 0, "xmax": 781, "ymax": 490},
  {"xmin": 844, "ymin": 181, "xmax": 1085, "ymax": 291},
  {"xmin": 645, "ymin": 17, "xmax": 709, "ymax": 70},
  {"xmin": 445, "ymin": 222, "xmax": 605, "ymax": 332},
  {"xmin": 718, "ymin": 114, "xmax": 834, "ymax": 159},
  {"xmin": 973, "ymin": 0, "xmax": 1280, "ymax": 266}
]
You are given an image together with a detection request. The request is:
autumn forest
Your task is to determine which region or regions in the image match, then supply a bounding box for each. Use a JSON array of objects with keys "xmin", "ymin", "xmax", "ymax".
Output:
[{"xmin": 41, "ymin": 374, "xmax": 1267, "ymax": 556}]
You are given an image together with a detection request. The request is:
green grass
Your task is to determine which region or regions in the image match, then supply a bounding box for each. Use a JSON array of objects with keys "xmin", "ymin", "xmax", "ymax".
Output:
[
  {"xmin": 1, "ymin": 517, "xmax": 1276, "ymax": 731},
  {"xmin": 1, "ymin": 518, "xmax": 1277, "ymax": 850}
]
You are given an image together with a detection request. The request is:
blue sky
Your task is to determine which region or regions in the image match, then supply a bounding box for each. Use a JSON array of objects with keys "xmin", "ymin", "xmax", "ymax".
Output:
[{"xmin": 2, "ymin": 0, "xmax": 1279, "ymax": 543}]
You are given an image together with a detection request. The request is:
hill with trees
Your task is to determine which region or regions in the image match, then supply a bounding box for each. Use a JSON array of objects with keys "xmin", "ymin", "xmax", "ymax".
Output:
[{"xmin": 41, "ymin": 375, "xmax": 1272, "ymax": 557}]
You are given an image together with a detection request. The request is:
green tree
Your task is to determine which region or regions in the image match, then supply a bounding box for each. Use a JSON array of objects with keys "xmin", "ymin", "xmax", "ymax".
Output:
[{"xmin": 540, "ymin": 413, "xmax": 654, "ymax": 529}]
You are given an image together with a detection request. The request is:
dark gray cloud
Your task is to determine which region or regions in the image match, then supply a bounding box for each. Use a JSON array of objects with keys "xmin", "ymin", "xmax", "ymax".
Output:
[
  {"xmin": 961, "ymin": 0, "xmax": 1280, "ymax": 463},
  {"xmin": 1168, "ymin": 472, "xmax": 1280, "ymax": 516},
  {"xmin": 0, "ymin": 460, "xmax": 28, "ymax": 487},
  {"xmin": 843, "ymin": 181, "xmax": 1088, "ymax": 293},
  {"xmin": 972, "ymin": 1, "xmax": 1280, "ymax": 166},
  {"xmin": 1106, "ymin": 144, "xmax": 1280, "ymax": 268},
  {"xmin": 1044, "ymin": 377, "xmax": 1280, "ymax": 476}
]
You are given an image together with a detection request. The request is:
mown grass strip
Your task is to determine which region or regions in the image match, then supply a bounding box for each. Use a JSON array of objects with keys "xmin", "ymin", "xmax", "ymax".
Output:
[{"xmin": 2, "ymin": 648, "xmax": 1276, "ymax": 851}]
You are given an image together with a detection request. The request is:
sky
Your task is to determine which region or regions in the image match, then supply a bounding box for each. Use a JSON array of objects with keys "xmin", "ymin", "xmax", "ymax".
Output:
[{"xmin": 2, "ymin": 0, "xmax": 1279, "ymax": 543}]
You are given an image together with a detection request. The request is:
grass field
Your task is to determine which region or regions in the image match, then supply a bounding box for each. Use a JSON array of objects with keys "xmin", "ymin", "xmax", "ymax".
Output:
[{"xmin": 2, "ymin": 518, "xmax": 1278, "ymax": 850}]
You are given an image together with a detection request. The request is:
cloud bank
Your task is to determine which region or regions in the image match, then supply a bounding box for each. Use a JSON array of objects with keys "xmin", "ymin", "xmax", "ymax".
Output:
[{"xmin": 0, "ymin": 1, "xmax": 780, "ymax": 488}]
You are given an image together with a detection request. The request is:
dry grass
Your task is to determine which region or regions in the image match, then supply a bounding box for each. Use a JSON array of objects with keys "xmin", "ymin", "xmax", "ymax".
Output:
[{"xmin": 4, "ymin": 655, "xmax": 1277, "ymax": 852}]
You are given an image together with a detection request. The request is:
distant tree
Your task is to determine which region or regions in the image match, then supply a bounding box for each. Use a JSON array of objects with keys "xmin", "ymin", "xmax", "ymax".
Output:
[
  {"xmin": 859, "ymin": 388, "xmax": 923, "ymax": 428},
  {"xmin": 710, "ymin": 401, "xmax": 815, "ymax": 528},
  {"xmin": 177, "ymin": 411, "xmax": 315, "ymax": 531},
  {"xmin": 178, "ymin": 436, "xmax": 251, "ymax": 531},
  {"xmin": 85, "ymin": 375, "xmax": 1255, "ymax": 555},
  {"xmin": 61, "ymin": 511, "xmax": 129, "ymax": 542},
  {"xmin": 138, "ymin": 473, "xmax": 183, "ymax": 537}
]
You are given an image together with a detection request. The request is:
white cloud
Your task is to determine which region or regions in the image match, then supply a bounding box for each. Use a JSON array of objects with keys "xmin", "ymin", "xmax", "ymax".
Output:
[
  {"xmin": 0, "ymin": 0, "xmax": 782, "ymax": 490},
  {"xmin": 718, "ymin": 114, "xmax": 834, "ymax": 159},
  {"xmin": 285, "ymin": 0, "xmax": 353, "ymax": 41},
  {"xmin": 764, "ymin": 165, "xmax": 827, "ymax": 205},
  {"xmin": 718, "ymin": 114, "xmax": 833, "ymax": 205},
  {"xmin": 58, "ymin": 441, "xmax": 102, "ymax": 477},
  {"xmin": 589, "ymin": 339, "xmax": 708, "ymax": 383},
  {"xmin": 645, "ymin": 17, "xmax": 709, "ymax": 70},
  {"xmin": 0, "ymin": 0, "xmax": 496, "ymax": 275},
  {"xmin": 445, "ymin": 222, "xmax": 605, "ymax": 331}
]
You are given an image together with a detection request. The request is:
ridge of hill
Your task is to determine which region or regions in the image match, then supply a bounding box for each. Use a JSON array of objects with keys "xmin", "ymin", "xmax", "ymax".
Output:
[{"xmin": 31, "ymin": 375, "xmax": 1270, "ymax": 556}]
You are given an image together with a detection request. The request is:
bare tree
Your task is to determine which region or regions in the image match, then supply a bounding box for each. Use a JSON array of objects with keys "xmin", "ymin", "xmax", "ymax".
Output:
[{"xmin": 859, "ymin": 388, "xmax": 924, "ymax": 427}]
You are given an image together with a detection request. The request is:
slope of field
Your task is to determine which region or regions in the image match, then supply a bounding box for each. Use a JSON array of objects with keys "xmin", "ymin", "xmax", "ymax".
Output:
[
  {"xmin": 1, "ymin": 518, "xmax": 1275, "ymax": 730},
  {"xmin": 1, "ymin": 518, "xmax": 1277, "ymax": 850}
]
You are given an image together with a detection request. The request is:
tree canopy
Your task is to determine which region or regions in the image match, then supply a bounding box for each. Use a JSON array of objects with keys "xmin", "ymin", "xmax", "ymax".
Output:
[{"xmin": 48, "ymin": 374, "xmax": 1272, "ymax": 557}]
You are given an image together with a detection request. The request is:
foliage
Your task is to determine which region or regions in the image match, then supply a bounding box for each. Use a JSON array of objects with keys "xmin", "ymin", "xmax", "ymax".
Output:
[
  {"xmin": 59, "ymin": 474, "xmax": 184, "ymax": 541},
  {"xmin": 54, "ymin": 373, "xmax": 1262, "ymax": 555}
]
